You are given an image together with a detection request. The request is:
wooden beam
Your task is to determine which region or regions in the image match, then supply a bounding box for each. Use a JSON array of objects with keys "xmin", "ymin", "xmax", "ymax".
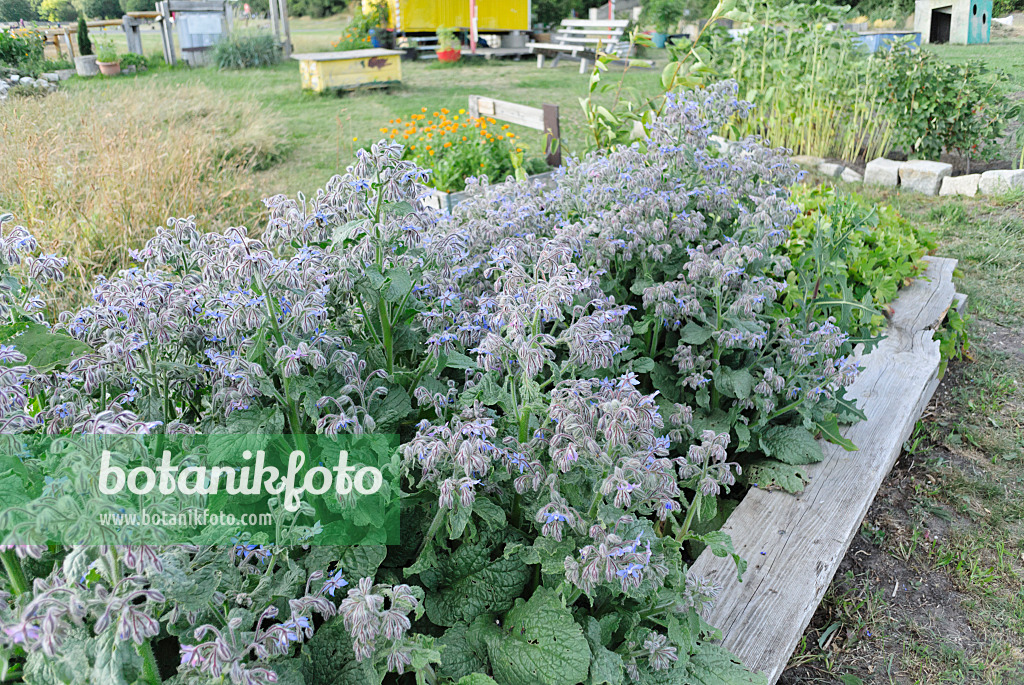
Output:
[
  {"xmin": 542, "ymin": 104, "xmax": 560, "ymax": 167},
  {"xmin": 689, "ymin": 256, "xmax": 958, "ymax": 683}
]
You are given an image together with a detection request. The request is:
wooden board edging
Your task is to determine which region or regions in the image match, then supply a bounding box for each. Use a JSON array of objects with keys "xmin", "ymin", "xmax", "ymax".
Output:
[{"xmin": 689, "ymin": 256, "xmax": 958, "ymax": 683}]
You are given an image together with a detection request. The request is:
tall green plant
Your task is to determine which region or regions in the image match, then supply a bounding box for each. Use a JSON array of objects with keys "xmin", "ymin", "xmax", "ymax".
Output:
[
  {"xmin": 708, "ymin": 0, "xmax": 894, "ymax": 160},
  {"xmin": 76, "ymin": 14, "xmax": 92, "ymax": 56}
]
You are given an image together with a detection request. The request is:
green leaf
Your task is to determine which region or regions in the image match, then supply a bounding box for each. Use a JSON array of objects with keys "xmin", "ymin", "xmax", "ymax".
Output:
[
  {"xmin": 683, "ymin": 643, "xmax": 766, "ymax": 684},
  {"xmin": 816, "ymin": 415, "xmax": 858, "ymax": 452},
  {"xmin": 689, "ymin": 531, "xmax": 746, "ymax": 583},
  {"xmin": 1, "ymin": 322, "xmax": 93, "ymax": 371},
  {"xmin": 743, "ymin": 458, "xmax": 809, "ymax": 494},
  {"xmin": 632, "ymin": 356, "xmax": 656, "ymax": 374},
  {"xmin": 445, "ymin": 350, "xmax": 478, "ymax": 371},
  {"xmin": 482, "ymin": 587, "xmax": 591, "ymax": 685},
  {"xmin": 679, "ymin": 322, "xmax": 713, "ymax": 345},
  {"xmin": 438, "ymin": 623, "xmax": 490, "ymax": 682},
  {"xmin": 758, "ymin": 425, "xmax": 824, "ymax": 465},
  {"xmin": 421, "ymin": 538, "xmax": 530, "ymax": 627},
  {"xmin": 584, "ymin": 617, "xmax": 624, "ymax": 685},
  {"xmin": 457, "ymin": 676, "xmax": 500, "ymax": 685},
  {"xmin": 300, "ymin": 617, "xmax": 381, "ymax": 685},
  {"xmin": 714, "ymin": 367, "xmax": 753, "ymax": 400},
  {"xmin": 384, "ymin": 266, "xmax": 413, "ymax": 303}
]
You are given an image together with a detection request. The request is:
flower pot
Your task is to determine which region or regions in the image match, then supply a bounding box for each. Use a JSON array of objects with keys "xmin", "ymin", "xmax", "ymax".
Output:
[
  {"xmin": 436, "ymin": 48, "xmax": 461, "ymax": 63},
  {"xmin": 74, "ymin": 55, "xmax": 99, "ymax": 77},
  {"xmin": 652, "ymin": 32, "xmax": 668, "ymax": 48},
  {"xmin": 97, "ymin": 60, "xmax": 121, "ymax": 77}
]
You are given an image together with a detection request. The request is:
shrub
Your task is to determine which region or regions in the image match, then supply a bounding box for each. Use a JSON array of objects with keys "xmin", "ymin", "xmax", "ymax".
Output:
[
  {"xmin": 0, "ymin": 82, "xmax": 877, "ymax": 684},
  {"xmin": 0, "ymin": 28, "xmax": 43, "ymax": 69},
  {"xmin": 533, "ymin": 0, "xmax": 607, "ymax": 28},
  {"xmin": 120, "ymin": 0, "xmax": 157, "ymax": 11},
  {"xmin": 117, "ymin": 51, "xmax": 149, "ymax": 69},
  {"xmin": 332, "ymin": 1, "xmax": 388, "ymax": 50},
  {"xmin": 213, "ymin": 30, "xmax": 280, "ymax": 69},
  {"xmin": 709, "ymin": 0, "xmax": 895, "ymax": 161},
  {"xmin": 82, "ymin": 0, "xmax": 123, "ymax": 18},
  {"xmin": 878, "ymin": 39, "xmax": 1022, "ymax": 164},
  {"xmin": 0, "ymin": 0, "xmax": 36, "ymax": 22},
  {"xmin": 76, "ymin": 14, "xmax": 92, "ymax": 57},
  {"xmin": 379, "ymin": 107, "xmax": 546, "ymax": 193}
]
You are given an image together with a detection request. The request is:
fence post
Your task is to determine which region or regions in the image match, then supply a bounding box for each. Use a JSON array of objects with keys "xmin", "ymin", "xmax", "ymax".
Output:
[{"xmin": 543, "ymin": 104, "xmax": 561, "ymax": 167}]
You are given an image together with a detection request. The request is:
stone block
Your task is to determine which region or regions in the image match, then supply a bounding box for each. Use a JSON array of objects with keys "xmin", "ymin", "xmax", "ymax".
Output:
[
  {"xmin": 790, "ymin": 155, "xmax": 825, "ymax": 168},
  {"xmin": 864, "ymin": 158, "xmax": 903, "ymax": 186},
  {"xmin": 817, "ymin": 162, "xmax": 845, "ymax": 177},
  {"xmin": 899, "ymin": 160, "xmax": 952, "ymax": 196},
  {"xmin": 939, "ymin": 174, "xmax": 980, "ymax": 197},
  {"xmin": 840, "ymin": 167, "xmax": 863, "ymax": 183},
  {"xmin": 978, "ymin": 170, "xmax": 1024, "ymax": 196}
]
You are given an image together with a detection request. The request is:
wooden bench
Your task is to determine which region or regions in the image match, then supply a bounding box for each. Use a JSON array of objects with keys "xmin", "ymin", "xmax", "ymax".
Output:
[
  {"xmin": 468, "ymin": 94, "xmax": 561, "ymax": 167},
  {"xmin": 527, "ymin": 18, "xmax": 630, "ymax": 74}
]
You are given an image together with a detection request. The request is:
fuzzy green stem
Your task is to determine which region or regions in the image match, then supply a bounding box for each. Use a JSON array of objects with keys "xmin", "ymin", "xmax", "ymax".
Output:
[
  {"xmin": 0, "ymin": 549, "xmax": 28, "ymax": 597},
  {"xmin": 675, "ymin": 491, "xmax": 702, "ymax": 543},
  {"xmin": 137, "ymin": 639, "xmax": 161, "ymax": 683}
]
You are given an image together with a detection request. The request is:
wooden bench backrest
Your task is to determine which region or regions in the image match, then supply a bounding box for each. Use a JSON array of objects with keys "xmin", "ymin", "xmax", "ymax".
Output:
[{"xmin": 468, "ymin": 95, "xmax": 561, "ymax": 167}]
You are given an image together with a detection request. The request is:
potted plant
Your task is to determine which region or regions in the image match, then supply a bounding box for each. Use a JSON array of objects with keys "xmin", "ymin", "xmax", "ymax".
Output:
[
  {"xmin": 74, "ymin": 15, "xmax": 99, "ymax": 77},
  {"xmin": 95, "ymin": 40, "xmax": 121, "ymax": 76},
  {"xmin": 642, "ymin": 0, "xmax": 685, "ymax": 48},
  {"xmin": 435, "ymin": 27, "xmax": 461, "ymax": 62}
]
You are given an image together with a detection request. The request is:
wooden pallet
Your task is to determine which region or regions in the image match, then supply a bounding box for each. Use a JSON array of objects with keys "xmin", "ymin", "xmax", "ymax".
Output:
[{"xmin": 689, "ymin": 256, "xmax": 958, "ymax": 683}]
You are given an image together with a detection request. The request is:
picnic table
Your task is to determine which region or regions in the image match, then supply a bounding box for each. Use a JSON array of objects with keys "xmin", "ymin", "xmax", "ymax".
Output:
[{"xmin": 527, "ymin": 18, "xmax": 630, "ymax": 73}]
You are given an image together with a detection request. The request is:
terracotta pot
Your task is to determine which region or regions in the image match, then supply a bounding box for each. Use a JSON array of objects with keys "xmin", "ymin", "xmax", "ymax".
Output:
[
  {"xmin": 436, "ymin": 48, "xmax": 461, "ymax": 63},
  {"xmin": 97, "ymin": 60, "xmax": 121, "ymax": 77}
]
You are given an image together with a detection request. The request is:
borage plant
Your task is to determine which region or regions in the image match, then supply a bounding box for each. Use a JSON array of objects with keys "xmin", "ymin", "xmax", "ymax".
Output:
[{"xmin": 0, "ymin": 82, "xmax": 867, "ymax": 685}]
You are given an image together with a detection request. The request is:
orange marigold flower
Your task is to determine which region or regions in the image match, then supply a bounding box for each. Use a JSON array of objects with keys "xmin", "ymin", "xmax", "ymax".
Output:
[
  {"xmin": 421, "ymin": 107, "xmax": 427, "ymax": 112},
  {"xmin": 459, "ymin": 108, "xmax": 466, "ymax": 115},
  {"xmin": 443, "ymin": 141, "xmax": 451, "ymax": 148}
]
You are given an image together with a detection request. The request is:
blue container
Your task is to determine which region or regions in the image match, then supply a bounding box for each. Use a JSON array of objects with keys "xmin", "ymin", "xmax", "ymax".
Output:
[{"xmin": 853, "ymin": 31, "xmax": 921, "ymax": 53}]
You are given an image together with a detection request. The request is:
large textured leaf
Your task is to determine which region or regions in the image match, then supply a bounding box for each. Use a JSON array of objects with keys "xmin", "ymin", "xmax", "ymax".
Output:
[
  {"xmin": 1, "ymin": 322, "xmax": 93, "ymax": 371},
  {"xmin": 458, "ymin": 676, "xmax": 500, "ymax": 685},
  {"xmin": 482, "ymin": 587, "xmax": 591, "ymax": 685},
  {"xmin": 300, "ymin": 618, "xmax": 382, "ymax": 685},
  {"xmin": 437, "ymin": 622, "xmax": 490, "ymax": 682},
  {"xmin": 744, "ymin": 458, "xmax": 810, "ymax": 494},
  {"xmin": 420, "ymin": 539, "xmax": 530, "ymax": 627},
  {"xmin": 758, "ymin": 425, "xmax": 823, "ymax": 465},
  {"xmin": 584, "ymin": 617, "xmax": 624, "ymax": 685},
  {"xmin": 683, "ymin": 643, "xmax": 767, "ymax": 684}
]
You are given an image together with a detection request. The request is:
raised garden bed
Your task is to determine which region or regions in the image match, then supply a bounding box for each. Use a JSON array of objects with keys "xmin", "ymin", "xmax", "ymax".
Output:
[{"xmin": 690, "ymin": 256, "xmax": 962, "ymax": 683}]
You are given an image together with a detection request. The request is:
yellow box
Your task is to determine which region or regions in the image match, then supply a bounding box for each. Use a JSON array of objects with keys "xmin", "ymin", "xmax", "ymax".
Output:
[
  {"xmin": 291, "ymin": 49, "xmax": 403, "ymax": 93},
  {"xmin": 365, "ymin": 0, "xmax": 531, "ymax": 33}
]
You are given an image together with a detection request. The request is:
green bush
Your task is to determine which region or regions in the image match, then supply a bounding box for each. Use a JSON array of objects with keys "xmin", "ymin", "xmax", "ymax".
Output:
[
  {"xmin": 82, "ymin": 0, "xmax": 123, "ymax": 19},
  {"xmin": 213, "ymin": 30, "xmax": 280, "ymax": 69},
  {"xmin": 992, "ymin": 0, "xmax": 1024, "ymax": 15},
  {"xmin": 532, "ymin": 0, "xmax": 606, "ymax": 28},
  {"xmin": 119, "ymin": 0, "xmax": 157, "ymax": 11},
  {"xmin": 0, "ymin": 28, "xmax": 43, "ymax": 68},
  {"xmin": 0, "ymin": 0, "xmax": 36, "ymax": 22},
  {"xmin": 77, "ymin": 14, "xmax": 92, "ymax": 56},
  {"xmin": 879, "ymin": 40, "xmax": 1022, "ymax": 162}
]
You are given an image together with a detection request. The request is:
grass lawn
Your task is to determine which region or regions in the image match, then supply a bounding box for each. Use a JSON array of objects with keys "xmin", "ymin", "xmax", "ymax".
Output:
[{"xmin": 62, "ymin": 55, "xmax": 663, "ymax": 199}]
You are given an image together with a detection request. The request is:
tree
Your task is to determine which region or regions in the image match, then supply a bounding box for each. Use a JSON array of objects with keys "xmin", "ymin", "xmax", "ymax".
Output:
[
  {"xmin": 533, "ymin": 0, "xmax": 606, "ymax": 28},
  {"xmin": 120, "ymin": 0, "xmax": 156, "ymax": 11},
  {"xmin": 82, "ymin": 0, "xmax": 122, "ymax": 18},
  {"xmin": 0, "ymin": 0, "xmax": 37, "ymax": 21},
  {"xmin": 77, "ymin": 13, "xmax": 91, "ymax": 55}
]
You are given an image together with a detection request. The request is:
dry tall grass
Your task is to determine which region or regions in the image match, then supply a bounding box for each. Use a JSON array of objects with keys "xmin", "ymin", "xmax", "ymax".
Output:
[{"xmin": 0, "ymin": 83, "xmax": 287, "ymax": 309}]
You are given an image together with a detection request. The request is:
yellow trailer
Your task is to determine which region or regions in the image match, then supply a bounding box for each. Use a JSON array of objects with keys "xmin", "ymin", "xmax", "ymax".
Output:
[
  {"xmin": 364, "ymin": 0, "xmax": 531, "ymax": 33},
  {"xmin": 291, "ymin": 49, "xmax": 403, "ymax": 93}
]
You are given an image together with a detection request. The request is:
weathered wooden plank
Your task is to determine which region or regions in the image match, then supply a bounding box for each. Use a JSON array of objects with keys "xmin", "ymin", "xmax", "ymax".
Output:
[
  {"xmin": 689, "ymin": 256, "xmax": 958, "ymax": 684},
  {"xmin": 469, "ymin": 95, "xmax": 546, "ymax": 131}
]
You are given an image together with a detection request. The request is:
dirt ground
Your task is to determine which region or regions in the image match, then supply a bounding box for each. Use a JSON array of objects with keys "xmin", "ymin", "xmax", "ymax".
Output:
[{"xmin": 777, "ymin": 188, "xmax": 1024, "ymax": 684}]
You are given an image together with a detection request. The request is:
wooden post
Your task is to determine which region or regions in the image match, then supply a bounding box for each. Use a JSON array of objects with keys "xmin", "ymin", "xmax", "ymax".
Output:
[
  {"xmin": 268, "ymin": 0, "xmax": 280, "ymax": 44},
  {"xmin": 277, "ymin": 0, "xmax": 292, "ymax": 57},
  {"xmin": 123, "ymin": 16, "xmax": 144, "ymax": 55},
  {"xmin": 157, "ymin": 1, "xmax": 176, "ymax": 65},
  {"xmin": 62, "ymin": 29, "xmax": 75, "ymax": 58},
  {"xmin": 543, "ymin": 104, "xmax": 561, "ymax": 168}
]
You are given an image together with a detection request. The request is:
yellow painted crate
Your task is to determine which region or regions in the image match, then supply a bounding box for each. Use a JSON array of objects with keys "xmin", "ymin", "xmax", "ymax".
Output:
[
  {"xmin": 365, "ymin": 0, "xmax": 531, "ymax": 33},
  {"xmin": 291, "ymin": 49, "xmax": 403, "ymax": 93}
]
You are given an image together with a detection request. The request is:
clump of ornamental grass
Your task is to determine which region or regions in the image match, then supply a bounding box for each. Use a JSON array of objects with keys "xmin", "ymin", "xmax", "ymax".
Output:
[
  {"xmin": 0, "ymin": 83, "xmax": 286, "ymax": 313},
  {"xmin": 0, "ymin": 82, "xmax": 865, "ymax": 685},
  {"xmin": 213, "ymin": 30, "xmax": 282, "ymax": 70}
]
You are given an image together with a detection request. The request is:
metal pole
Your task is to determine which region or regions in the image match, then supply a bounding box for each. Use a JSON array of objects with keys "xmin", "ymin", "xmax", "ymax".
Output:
[{"xmin": 609, "ymin": 0, "xmax": 614, "ymax": 20}]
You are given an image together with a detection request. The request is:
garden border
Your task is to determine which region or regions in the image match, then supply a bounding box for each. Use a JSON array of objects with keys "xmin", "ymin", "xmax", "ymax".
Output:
[{"xmin": 690, "ymin": 256, "xmax": 960, "ymax": 683}]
